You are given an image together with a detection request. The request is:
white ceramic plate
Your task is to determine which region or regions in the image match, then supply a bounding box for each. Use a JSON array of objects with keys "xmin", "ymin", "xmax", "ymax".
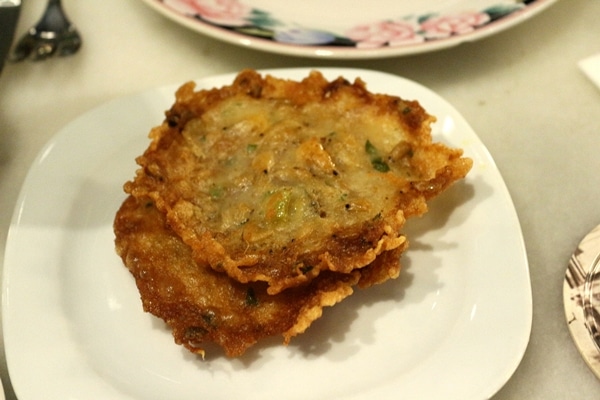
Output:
[
  {"xmin": 2, "ymin": 68, "xmax": 531, "ymax": 400},
  {"xmin": 140, "ymin": 0, "xmax": 557, "ymax": 59}
]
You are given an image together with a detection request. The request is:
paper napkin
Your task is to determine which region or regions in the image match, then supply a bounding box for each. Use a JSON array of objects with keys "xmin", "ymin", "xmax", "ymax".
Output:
[{"xmin": 579, "ymin": 53, "xmax": 600, "ymax": 90}]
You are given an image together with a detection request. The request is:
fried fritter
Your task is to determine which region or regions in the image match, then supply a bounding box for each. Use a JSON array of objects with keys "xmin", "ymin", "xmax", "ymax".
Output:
[
  {"xmin": 114, "ymin": 195, "xmax": 406, "ymax": 357},
  {"xmin": 124, "ymin": 70, "xmax": 472, "ymax": 294}
]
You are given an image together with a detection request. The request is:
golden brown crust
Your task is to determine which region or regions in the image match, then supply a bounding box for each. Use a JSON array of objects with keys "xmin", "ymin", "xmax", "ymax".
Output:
[
  {"xmin": 114, "ymin": 69, "xmax": 473, "ymax": 357},
  {"xmin": 124, "ymin": 70, "xmax": 472, "ymax": 294},
  {"xmin": 114, "ymin": 195, "xmax": 406, "ymax": 357}
]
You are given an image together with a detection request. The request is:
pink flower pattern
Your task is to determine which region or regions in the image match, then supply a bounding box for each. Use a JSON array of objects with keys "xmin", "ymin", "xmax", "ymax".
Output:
[
  {"xmin": 421, "ymin": 12, "xmax": 491, "ymax": 39},
  {"xmin": 156, "ymin": 0, "xmax": 531, "ymax": 49},
  {"xmin": 163, "ymin": 0, "xmax": 252, "ymax": 27},
  {"xmin": 346, "ymin": 11, "xmax": 493, "ymax": 49},
  {"xmin": 346, "ymin": 20, "xmax": 425, "ymax": 49}
]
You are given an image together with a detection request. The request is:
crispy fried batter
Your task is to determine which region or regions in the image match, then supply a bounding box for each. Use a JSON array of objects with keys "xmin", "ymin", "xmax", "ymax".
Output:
[
  {"xmin": 124, "ymin": 70, "xmax": 472, "ymax": 294},
  {"xmin": 114, "ymin": 195, "xmax": 406, "ymax": 357}
]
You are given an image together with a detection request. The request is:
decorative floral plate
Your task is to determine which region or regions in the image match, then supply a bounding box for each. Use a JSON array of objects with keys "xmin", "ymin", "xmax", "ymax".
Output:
[{"xmin": 140, "ymin": 0, "xmax": 557, "ymax": 58}]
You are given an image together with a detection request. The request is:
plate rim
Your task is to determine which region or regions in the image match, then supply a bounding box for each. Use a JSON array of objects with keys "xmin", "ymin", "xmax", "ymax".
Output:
[{"xmin": 139, "ymin": 0, "xmax": 558, "ymax": 59}]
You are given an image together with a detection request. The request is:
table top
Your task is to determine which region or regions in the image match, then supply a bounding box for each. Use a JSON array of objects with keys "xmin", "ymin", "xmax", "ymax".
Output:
[{"xmin": 1, "ymin": 0, "xmax": 599, "ymax": 398}]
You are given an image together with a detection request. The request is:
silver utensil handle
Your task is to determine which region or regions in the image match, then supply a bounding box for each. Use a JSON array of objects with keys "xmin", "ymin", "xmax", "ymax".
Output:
[{"xmin": 0, "ymin": 4, "xmax": 21, "ymax": 71}]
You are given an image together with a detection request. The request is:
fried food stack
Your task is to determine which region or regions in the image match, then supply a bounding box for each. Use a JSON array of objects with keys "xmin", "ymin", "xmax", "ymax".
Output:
[{"xmin": 114, "ymin": 70, "xmax": 472, "ymax": 358}]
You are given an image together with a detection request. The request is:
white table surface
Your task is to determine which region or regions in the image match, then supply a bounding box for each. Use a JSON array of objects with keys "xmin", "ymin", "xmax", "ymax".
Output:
[{"xmin": 1, "ymin": 0, "xmax": 599, "ymax": 398}]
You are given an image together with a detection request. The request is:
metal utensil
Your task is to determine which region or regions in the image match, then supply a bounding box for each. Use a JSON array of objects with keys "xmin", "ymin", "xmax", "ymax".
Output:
[
  {"xmin": 0, "ymin": 0, "xmax": 21, "ymax": 71},
  {"xmin": 564, "ymin": 224, "xmax": 600, "ymax": 380},
  {"xmin": 10, "ymin": 0, "xmax": 81, "ymax": 62}
]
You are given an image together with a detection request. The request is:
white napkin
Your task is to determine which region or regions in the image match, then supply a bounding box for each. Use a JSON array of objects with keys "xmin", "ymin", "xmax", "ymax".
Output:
[{"xmin": 579, "ymin": 53, "xmax": 600, "ymax": 90}]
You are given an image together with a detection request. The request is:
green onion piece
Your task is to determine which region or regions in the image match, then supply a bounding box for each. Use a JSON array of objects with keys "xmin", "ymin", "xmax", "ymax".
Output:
[
  {"xmin": 365, "ymin": 140, "xmax": 378, "ymax": 156},
  {"xmin": 365, "ymin": 140, "xmax": 390, "ymax": 172},
  {"xmin": 265, "ymin": 189, "xmax": 292, "ymax": 221},
  {"xmin": 371, "ymin": 157, "xmax": 390, "ymax": 172},
  {"xmin": 209, "ymin": 185, "xmax": 224, "ymax": 199}
]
